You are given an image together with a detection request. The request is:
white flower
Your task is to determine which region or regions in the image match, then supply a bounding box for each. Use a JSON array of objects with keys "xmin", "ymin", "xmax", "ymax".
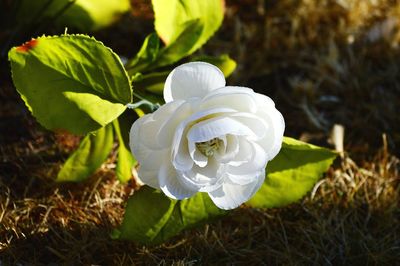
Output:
[{"xmin": 129, "ymin": 62, "xmax": 285, "ymax": 210}]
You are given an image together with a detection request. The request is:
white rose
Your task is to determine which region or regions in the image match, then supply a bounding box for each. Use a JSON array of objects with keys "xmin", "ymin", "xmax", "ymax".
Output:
[{"xmin": 129, "ymin": 62, "xmax": 285, "ymax": 210}]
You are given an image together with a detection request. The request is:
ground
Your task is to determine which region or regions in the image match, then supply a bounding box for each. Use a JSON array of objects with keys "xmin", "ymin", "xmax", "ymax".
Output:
[{"xmin": 1, "ymin": 0, "xmax": 399, "ymax": 265}]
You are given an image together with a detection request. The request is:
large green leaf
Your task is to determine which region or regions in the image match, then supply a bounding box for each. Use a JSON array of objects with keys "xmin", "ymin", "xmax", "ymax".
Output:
[
  {"xmin": 154, "ymin": 19, "xmax": 205, "ymax": 68},
  {"xmin": 17, "ymin": 0, "xmax": 131, "ymax": 32},
  {"xmin": 9, "ymin": 35, "xmax": 131, "ymax": 135},
  {"xmin": 57, "ymin": 123, "xmax": 114, "ymax": 182},
  {"xmin": 247, "ymin": 137, "xmax": 337, "ymax": 208},
  {"xmin": 114, "ymin": 186, "xmax": 226, "ymax": 244},
  {"xmin": 113, "ymin": 119, "xmax": 136, "ymax": 183},
  {"xmin": 152, "ymin": 0, "xmax": 224, "ymax": 46},
  {"xmin": 151, "ymin": 0, "xmax": 224, "ymax": 66}
]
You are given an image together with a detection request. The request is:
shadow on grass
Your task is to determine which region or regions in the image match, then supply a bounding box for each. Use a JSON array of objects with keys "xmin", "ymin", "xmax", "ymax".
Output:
[{"xmin": 1, "ymin": 203, "xmax": 399, "ymax": 265}]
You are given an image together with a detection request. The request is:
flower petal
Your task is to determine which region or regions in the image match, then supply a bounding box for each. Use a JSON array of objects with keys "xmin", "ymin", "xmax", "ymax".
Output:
[
  {"xmin": 164, "ymin": 62, "xmax": 226, "ymax": 102},
  {"xmin": 226, "ymin": 136, "xmax": 252, "ymax": 166},
  {"xmin": 228, "ymin": 141, "xmax": 268, "ymax": 176},
  {"xmin": 227, "ymin": 112, "xmax": 268, "ymax": 140},
  {"xmin": 256, "ymin": 106, "xmax": 285, "ymax": 160},
  {"xmin": 179, "ymin": 158, "xmax": 225, "ymax": 192},
  {"xmin": 130, "ymin": 113, "xmax": 149, "ymax": 161},
  {"xmin": 208, "ymin": 171, "xmax": 265, "ymax": 210},
  {"xmin": 159, "ymin": 162, "xmax": 196, "ymax": 200},
  {"xmin": 188, "ymin": 141, "xmax": 208, "ymax": 167},
  {"xmin": 227, "ymin": 141, "xmax": 268, "ymax": 185},
  {"xmin": 171, "ymin": 107, "xmax": 235, "ymax": 171},
  {"xmin": 187, "ymin": 116, "xmax": 256, "ymax": 143},
  {"xmin": 214, "ymin": 134, "xmax": 239, "ymax": 164},
  {"xmin": 137, "ymin": 169, "xmax": 159, "ymax": 188},
  {"xmin": 201, "ymin": 86, "xmax": 258, "ymax": 113}
]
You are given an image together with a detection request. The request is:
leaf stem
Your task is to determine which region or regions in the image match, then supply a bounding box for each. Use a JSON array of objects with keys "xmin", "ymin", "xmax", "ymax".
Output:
[{"xmin": 126, "ymin": 100, "xmax": 159, "ymax": 112}]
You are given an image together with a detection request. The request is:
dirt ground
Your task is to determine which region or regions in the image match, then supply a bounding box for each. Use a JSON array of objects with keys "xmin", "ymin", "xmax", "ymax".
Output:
[{"xmin": 1, "ymin": 0, "xmax": 399, "ymax": 265}]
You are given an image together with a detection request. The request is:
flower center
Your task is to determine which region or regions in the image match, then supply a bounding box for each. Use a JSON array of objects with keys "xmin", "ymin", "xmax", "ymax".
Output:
[{"xmin": 195, "ymin": 138, "xmax": 222, "ymax": 157}]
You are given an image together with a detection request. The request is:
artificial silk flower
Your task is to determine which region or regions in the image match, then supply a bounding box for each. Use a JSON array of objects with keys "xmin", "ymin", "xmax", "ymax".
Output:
[{"xmin": 129, "ymin": 62, "xmax": 285, "ymax": 210}]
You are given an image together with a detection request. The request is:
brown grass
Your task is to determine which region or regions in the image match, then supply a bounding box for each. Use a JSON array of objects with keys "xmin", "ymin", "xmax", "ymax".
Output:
[{"xmin": 1, "ymin": 0, "xmax": 400, "ymax": 264}]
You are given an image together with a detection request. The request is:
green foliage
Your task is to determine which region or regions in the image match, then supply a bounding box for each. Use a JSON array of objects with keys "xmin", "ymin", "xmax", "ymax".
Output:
[
  {"xmin": 113, "ymin": 119, "xmax": 136, "ymax": 183},
  {"xmin": 152, "ymin": 0, "xmax": 224, "ymax": 47},
  {"xmin": 17, "ymin": 0, "xmax": 131, "ymax": 32},
  {"xmin": 57, "ymin": 124, "xmax": 114, "ymax": 182},
  {"xmin": 9, "ymin": 34, "xmax": 131, "ymax": 135},
  {"xmin": 126, "ymin": 0, "xmax": 224, "ymax": 71},
  {"xmin": 247, "ymin": 137, "xmax": 337, "ymax": 208},
  {"xmin": 125, "ymin": 33, "xmax": 161, "ymax": 75},
  {"xmin": 132, "ymin": 71, "xmax": 168, "ymax": 96},
  {"xmin": 154, "ymin": 20, "xmax": 204, "ymax": 68},
  {"xmin": 114, "ymin": 186, "xmax": 226, "ymax": 244}
]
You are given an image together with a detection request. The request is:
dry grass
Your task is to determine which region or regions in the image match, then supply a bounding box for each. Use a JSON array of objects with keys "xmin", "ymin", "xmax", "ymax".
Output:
[{"xmin": 1, "ymin": 0, "xmax": 400, "ymax": 264}]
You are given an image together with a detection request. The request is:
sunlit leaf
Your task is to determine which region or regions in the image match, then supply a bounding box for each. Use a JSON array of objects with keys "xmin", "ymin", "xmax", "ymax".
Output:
[
  {"xmin": 150, "ymin": 0, "xmax": 224, "ymax": 67},
  {"xmin": 114, "ymin": 186, "xmax": 227, "ymax": 244},
  {"xmin": 247, "ymin": 137, "xmax": 337, "ymax": 208},
  {"xmin": 154, "ymin": 19, "xmax": 204, "ymax": 67},
  {"xmin": 9, "ymin": 34, "xmax": 131, "ymax": 135},
  {"xmin": 152, "ymin": 0, "xmax": 224, "ymax": 46},
  {"xmin": 17, "ymin": 0, "xmax": 131, "ymax": 32},
  {"xmin": 57, "ymin": 124, "xmax": 114, "ymax": 182}
]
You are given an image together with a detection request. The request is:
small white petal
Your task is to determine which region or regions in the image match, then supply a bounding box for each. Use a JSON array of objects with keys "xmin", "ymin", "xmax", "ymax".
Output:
[
  {"xmin": 188, "ymin": 141, "xmax": 208, "ymax": 167},
  {"xmin": 164, "ymin": 62, "xmax": 226, "ymax": 102},
  {"xmin": 214, "ymin": 134, "xmax": 239, "ymax": 164},
  {"xmin": 256, "ymin": 106, "xmax": 285, "ymax": 160},
  {"xmin": 137, "ymin": 169, "xmax": 159, "ymax": 188},
  {"xmin": 173, "ymin": 136, "xmax": 194, "ymax": 171},
  {"xmin": 226, "ymin": 136, "xmax": 253, "ymax": 166},
  {"xmin": 201, "ymin": 86, "xmax": 258, "ymax": 113},
  {"xmin": 179, "ymin": 158, "xmax": 224, "ymax": 192},
  {"xmin": 157, "ymin": 99, "xmax": 197, "ymax": 147},
  {"xmin": 130, "ymin": 113, "xmax": 152, "ymax": 162},
  {"xmin": 227, "ymin": 112, "xmax": 268, "ymax": 140},
  {"xmin": 159, "ymin": 162, "xmax": 196, "ymax": 200},
  {"xmin": 228, "ymin": 141, "xmax": 268, "ymax": 177},
  {"xmin": 187, "ymin": 116, "xmax": 256, "ymax": 143},
  {"xmin": 253, "ymin": 92, "xmax": 277, "ymax": 109},
  {"xmin": 208, "ymin": 171, "xmax": 265, "ymax": 210},
  {"xmin": 132, "ymin": 100, "xmax": 184, "ymax": 151}
]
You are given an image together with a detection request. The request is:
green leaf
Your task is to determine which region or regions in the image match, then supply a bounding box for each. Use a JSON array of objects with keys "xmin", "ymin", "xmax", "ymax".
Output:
[
  {"xmin": 125, "ymin": 33, "xmax": 160, "ymax": 75},
  {"xmin": 131, "ymin": 71, "xmax": 168, "ymax": 95},
  {"xmin": 17, "ymin": 0, "xmax": 131, "ymax": 32},
  {"xmin": 152, "ymin": 0, "xmax": 224, "ymax": 47},
  {"xmin": 247, "ymin": 137, "xmax": 337, "ymax": 208},
  {"xmin": 150, "ymin": 0, "xmax": 224, "ymax": 67},
  {"xmin": 154, "ymin": 19, "xmax": 205, "ymax": 68},
  {"xmin": 56, "ymin": 123, "xmax": 114, "ymax": 182},
  {"xmin": 9, "ymin": 34, "xmax": 131, "ymax": 135},
  {"xmin": 127, "ymin": 21, "xmax": 205, "ymax": 75},
  {"xmin": 114, "ymin": 186, "xmax": 226, "ymax": 244},
  {"xmin": 192, "ymin": 54, "xmax": 237, "ymax": 77},
  {"xmin": 113, "ymin": 119, "xmax": 136, "ymax": 183}
]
